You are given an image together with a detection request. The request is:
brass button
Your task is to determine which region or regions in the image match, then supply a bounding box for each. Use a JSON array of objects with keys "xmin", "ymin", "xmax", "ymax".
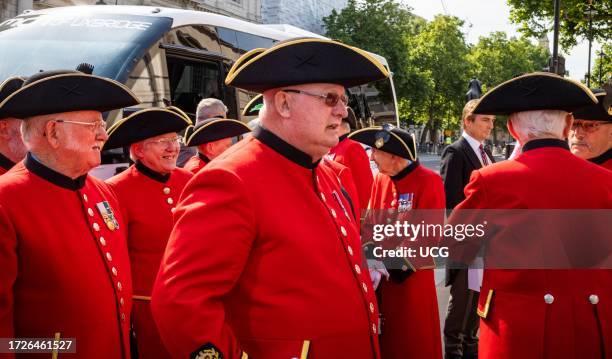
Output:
[
  {"xmin": 401, "ymin": 265, "xmax": 408, "ymax": 271},
  {"xmin": 589, "ymin": 294, "xmax": 599, "ymax": 305},
  {"xmin": 112, "ymin": 267, "xmax": 118, "ymax": 276},
  {"xmin": 331, "ymin": 208, "xmax": 337, "ymax": 218},
  {"xmin": 83, "ymin": 194, "xmax": 88, "ymax": 202},
  {"xmin": 117, "ymin": 282, "xmax": 122, "ymax": 291},
  {"xmin": 354, "ymin": 264, "xmax": 361, "ymax": 274},
  {"xmin": 106, "ymin": 252, "xmax": 113, "ymax": 262},
  {"xmin": 544, "ymin": 294, "xmax": 554, "ymax": 304},
  {"xmin": 369, "ymin": 302, "xmax": 375, "ymax": 313},
  {"xmin": 320, "ymin": 193, "xmax": 326, "ymax": 202},
  {"xmin": 171, "ymin": 207, "xmax": 176, "ymax": 213},
  {"xmin": 99, "ymin": 237, "xmax": 107, "ymax": 246},
  {"xmin": 87, "ymin": 208, "xmax": 94, "ymax": 217},
  {"xmin": 163, "ymin": 187, "xmax": 170, "ymax": 194},
  {"xmin": 347, "ymin": 246, "xmax": 354, "ymax": 256},
  {"xmin": 167, "ymin": 198, "xmax": 174, "ymax": 205},
  {"xmin": 121, "ymin": 313, "xmax": 126, "ymax": 322},
  {"xmin": 120, "ymin": 298, "xmax": 125, "ymax": 306},
  {"xmin": 390, "ymin": 200, "xmax": 396, "ymax": 207},
  {"xmin": 340, "ymin": 226, "xmax": 347, "ymax": 237},
  {"xmin": 372, "ymin": 324, "xmax": 377, "ymax": 334},
  {"xmin": 362, "ymin": 282, "xmax": 368, "ymax": 293},
  {"xmin": 93, "ymin": 223, "xmax": 100, "ymax": 232}
]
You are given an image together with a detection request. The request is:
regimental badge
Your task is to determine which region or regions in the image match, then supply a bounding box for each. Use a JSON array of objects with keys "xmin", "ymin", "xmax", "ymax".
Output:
[
  {"xmin": 375, "ymin": 137, "xmax": 385, "ymax": 149},
  {"xmin": 96, "ymin": 201, "xmax": 120, "ymax": 231},
  {"xmin": 397, "ymin": 193, "xmax": 413, "ymax": 212},
  {"xmin": 191, "ymin": 343, "xmax": 223, "ymax": 359}
]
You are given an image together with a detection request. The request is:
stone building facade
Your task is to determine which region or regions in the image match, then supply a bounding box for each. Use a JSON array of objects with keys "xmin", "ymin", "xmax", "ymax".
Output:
[{"xmin": 262, "ymin": 0, "xmax": 347, "ymax": 34}]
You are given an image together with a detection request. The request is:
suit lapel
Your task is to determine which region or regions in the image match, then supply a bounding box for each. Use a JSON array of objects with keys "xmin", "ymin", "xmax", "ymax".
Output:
[{"xmin": 459, "ymin": 137, "xmax": 482, "ymax": 170}]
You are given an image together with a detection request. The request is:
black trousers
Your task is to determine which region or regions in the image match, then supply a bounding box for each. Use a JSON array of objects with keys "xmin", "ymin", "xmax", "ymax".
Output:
[{"xmin": 443, "ymin": 269, "xmax": 480, "ymax": 358}]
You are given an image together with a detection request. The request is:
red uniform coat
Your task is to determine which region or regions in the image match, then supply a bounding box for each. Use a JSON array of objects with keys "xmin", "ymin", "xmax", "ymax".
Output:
[
  {"xmin": 183, "ymin": 153, "xmax": 209, "ymax": 174},
  {"xmin": 453, "ymin": 139, "xmax": 612, "ymax": 359},
  {"xmin": 329, "ymin": 135, "xmax": 373, "ymax": 210},
  {"xmin": 0, "ymin": 154, "xmax": 132, "ymax": 358},
  {"xmin": 368, "ymin": 162, "xmax": 444, "ymax": 359},
  {"xmin": 322, "ymin": 157, "xmax": 361, "ymax": 217},
  {"xmin": 589, "ymin": 148, "xmax": 612, "ymax": 171},
  {"xmin": 152, "ymin": 127, "xmax": 381, "ymax": 359},
  {"xmin": 106, "ymin": 163, "xmax": 192, "ymax": 359}
]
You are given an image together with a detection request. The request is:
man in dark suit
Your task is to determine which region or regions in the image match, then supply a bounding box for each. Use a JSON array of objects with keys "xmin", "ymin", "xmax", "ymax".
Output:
[{"xmin": 440, "ymin": 99, "xmax": 495, "ymax": 359}]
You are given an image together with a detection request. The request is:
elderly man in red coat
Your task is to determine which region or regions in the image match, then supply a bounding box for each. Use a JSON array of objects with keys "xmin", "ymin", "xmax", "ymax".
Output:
[
  {"xmin": 351, "ymin": 124, "xmax": 444, "ymax": 359},
  {"xmin": 105, "ymin": 107, "xmax": 193, "ymax": 358},
  {"xmin": 328, "ymin": 107, "xmax": 373, "ymax": 210},
  {"xmin": 182, "ymin": 118, "xmax": 250, "ymax": 174},
  {"xmin": 568, "ymin": 90, "xmax": 612, "ymax": 170},
  {"xmin": 151, "ymin": 39, "xmax": 389, "ymax": 359},
  {"xmin": 0, "ymin": 68, "xmax": 140, "ymax": 358},
  {"xmin": 447, "ymin": 73, "xmax": 612, "ymax": 359},
  {"xmin": 0, "ymin": 77, "xmax": 27, "ymax": 175}
]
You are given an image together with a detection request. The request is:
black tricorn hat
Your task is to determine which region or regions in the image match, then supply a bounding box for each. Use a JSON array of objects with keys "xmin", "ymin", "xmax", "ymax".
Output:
[
  {"xmin": 184, "ymin": 118, "xmax": 250, "ymax": 146},
  {"xmin": 225, "ymin": 38, "xmax": 389, "ymax": 92},
  {"xmin": 0, "ymin": 76, "xmax": 26, "ymax": 118},
  {"xmin": 104, "ymin": 107, "xmax": 192, "ymax": 150},
  {"xmin": 572, "ymin": 91, "xmax": 611, "ymax": 122},
  {"xmin": 349, "ymin": 124, "xmax": 417, "ymax": 161},
  {"xmin": 242, "ymin": 94, "xmax": 264, "ymax": 116},
  {"xmin": 473, "ymin": 72, "xmax": 598, "ymax": 116},
  {"xmin": 0, "ymin": 70, "xmax": 140, "ymax": 118}
]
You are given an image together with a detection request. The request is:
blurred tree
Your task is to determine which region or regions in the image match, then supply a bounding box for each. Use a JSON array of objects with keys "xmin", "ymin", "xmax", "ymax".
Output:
[{"xmin": 591, "ymin": 43, "xmax": 611, "ymax": 88}]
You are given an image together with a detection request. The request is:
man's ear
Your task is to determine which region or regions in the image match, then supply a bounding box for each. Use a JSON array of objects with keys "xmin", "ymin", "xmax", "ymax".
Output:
[
  {"xmin": 507, "ymin": 119, "xmax": 519, "ymax": 143},
  {"xmin": 273, "ymin": 91, "xmax": 291, "ymax": 118},
  {"xmin": 131, "ymin": 143, "xmax": 144, "ymax": 159},
  {"xmin": 44, "ymin": 120, "xmax": 61, "ymax": 149},
  {"xmin": 562, "ymin": 113, "xmax": 573, "ymax": 139}
]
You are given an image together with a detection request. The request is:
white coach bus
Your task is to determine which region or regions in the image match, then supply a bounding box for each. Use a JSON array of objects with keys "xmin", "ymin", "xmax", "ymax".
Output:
[{"xmin": 0, "ymin": 5, "xmax": 399, "ymax": 167}]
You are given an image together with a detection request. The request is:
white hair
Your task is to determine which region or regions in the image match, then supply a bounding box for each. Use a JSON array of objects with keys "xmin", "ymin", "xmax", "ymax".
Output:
[
  {"xmin": 20, "ymin": 114, "xmax": 55, "ymax": 149},
  {"xmin": 196, "ymin": 98, "xmax": 227, "ymax": 124},
  {"xmin": 509, "ymin": 110, "xmax": 567, "ymax": 143}
]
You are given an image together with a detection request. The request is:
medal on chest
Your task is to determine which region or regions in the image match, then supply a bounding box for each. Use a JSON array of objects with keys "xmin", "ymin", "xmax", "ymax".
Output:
[
  {"xmin": 397, "ymin": 193, "xmax": 414, "ymax": 212},
  {"xmin": 96, "ymin": 201, "xmax": 120, "ymax": 231}
]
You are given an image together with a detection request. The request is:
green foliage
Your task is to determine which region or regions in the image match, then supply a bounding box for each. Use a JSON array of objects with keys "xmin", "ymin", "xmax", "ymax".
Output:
[
  {"xmin": 406, "ymin": 15, "xmax": 470, "ymax": 135},
  {"xmin": 591, "ymin": 43, "xmax": 611, "ymax": 88},
  {"xmin": 507, "ymin": 0, "xmax": 611, "ymax": 50},
  {"xmin": 467, "ymin": 31, "xmax": 550, "ymax": 90}
]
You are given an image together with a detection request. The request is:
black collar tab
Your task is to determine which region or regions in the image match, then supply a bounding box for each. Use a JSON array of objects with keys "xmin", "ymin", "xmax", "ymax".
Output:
[
  {"xmin": 25, "ymin": 152, "xmax": 87, "ymax": 190},
  {"xmin": 589, "ymin": 148, "xmax": 612, "ymax": 165},
  {"xmin": 522, "ymin": 138, "xmax": 569, "ymax": 153},
  {"xmin": 135, "ymin": 161, "xmax": 170, "ymax": 183},
  {"xmin": 0, "ymin": 152, "xmax": 16, "ymax": 171},
  {"xmin": 198, "ymin": 153, "xmax": 211, "ymax": 164},
  {"xmin": 391, "ymin": 160, "xmax": 420, "ymax": 181},
  {"xmin": 253, "ymin": 126, "xmax": 319, "ymax": 169}
]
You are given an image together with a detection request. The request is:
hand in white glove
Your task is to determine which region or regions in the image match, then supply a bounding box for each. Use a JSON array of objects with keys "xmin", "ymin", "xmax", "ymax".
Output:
[{"xmin": 367, "ymin": 259, "xmax": 389, "ymax": 290}]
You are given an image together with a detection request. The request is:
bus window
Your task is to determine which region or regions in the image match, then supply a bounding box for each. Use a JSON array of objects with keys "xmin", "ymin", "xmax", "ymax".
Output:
[
  {"xmin": 166, "ymin": 56, "xmax": 224, "ymax": 119},
  {"xmin": 236, "ymin": 31, "xmax": 275, "ymax": 51}
]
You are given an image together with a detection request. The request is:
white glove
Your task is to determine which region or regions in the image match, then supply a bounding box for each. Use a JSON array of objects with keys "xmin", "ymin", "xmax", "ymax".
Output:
[{"xmin": 367, "ymin": 259, "xmax": 390, "ymax": 290}]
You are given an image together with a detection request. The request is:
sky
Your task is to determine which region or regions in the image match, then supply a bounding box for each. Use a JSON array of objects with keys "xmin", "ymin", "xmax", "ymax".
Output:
[{"xmin": 403, "ymin": 0, "xmax": 603, "ymax": 83}]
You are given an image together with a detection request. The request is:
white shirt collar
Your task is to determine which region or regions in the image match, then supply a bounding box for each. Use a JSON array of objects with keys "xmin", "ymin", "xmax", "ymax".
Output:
[{"xmin": 462, "ymin": 131, "xmax": 490, "ymax": 165}]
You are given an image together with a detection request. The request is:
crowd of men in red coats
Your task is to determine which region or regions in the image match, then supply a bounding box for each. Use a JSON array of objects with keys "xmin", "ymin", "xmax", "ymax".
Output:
[{"xmin": 0, "ymin": 37, "xmax": 610, "ymax": 359}]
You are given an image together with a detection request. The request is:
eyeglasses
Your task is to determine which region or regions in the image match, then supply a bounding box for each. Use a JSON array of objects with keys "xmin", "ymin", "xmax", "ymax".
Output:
[
  {"xmin": 374, "ymin": 123, "xmax": 394, "ymax": 148},
  {"xmin": 145, "ymin": 136, "xmax": 184, "ymax": 146},
  {"xmin": 54, "ymin": 119, "xmax": 106, "ymax": 132},
  {"xmin": 571, "ymin": 121, "xmax": 609, "ymax": 133},
  {"xmin": 282, "ymin": 89, "xmax": 348, "ymax": 107}
]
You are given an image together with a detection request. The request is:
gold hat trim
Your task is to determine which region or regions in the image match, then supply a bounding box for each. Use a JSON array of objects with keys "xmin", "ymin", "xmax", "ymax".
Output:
[
  {"xmin": 185, "ymin": 118, "xmax": 250, "ymax": 146},
  {"xmin": 106, "ymin": 107, "xmax": 192, "ymax": 138},
  {"xmin": 225, "ymin": 38, "xmax": 389, "ymax": 87},
  {"xmin": 349, "ymin": 126, "xmax": 416, "ymax": 161}
]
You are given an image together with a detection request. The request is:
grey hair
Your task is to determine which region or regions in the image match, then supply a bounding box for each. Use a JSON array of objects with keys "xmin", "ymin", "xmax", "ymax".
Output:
[
  {"xmin": 196, "ymin": 98, "xmax": 227, "ymax": 124},
  {"xmin": 20, "ymin": 114, "xmax": 56, "ymax": 148},
  {"xmin": 509, "ymin": 110, "xmax": 567, "ymax": 143}
]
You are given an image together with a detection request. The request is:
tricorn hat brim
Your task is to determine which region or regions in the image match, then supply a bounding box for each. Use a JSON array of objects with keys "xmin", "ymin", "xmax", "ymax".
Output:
[
  {"xmin": 185, "ymin": 119, "xmax": 250, "ymax": 146},
  {"xmin": 349, "ymin": 126, "xmax": 417, "ymax": 161},
  {"xmin": 0, "ymin": 76, "xmax": 25, "ymax": 118},
  {"xmin": 242, "ymin": 94, "xmax": 264, "ymax": 116},
  {"xmin": 225, "ymin": 38, "xmax": 389, "ymax": 92},
  {"xmin": 0, "ymin": 72, "xmax": 140, "ymax": 118},
  {"xmin": 104, "ymin": 108, "xmax": 192, "ymax": 150},
  {"xmin": 473, "ymin": 72, "xmax": 598, "ymax": 116},
  {"xmin": 572, "ymin": 92, "xmax": 611, "ymax": 122}
]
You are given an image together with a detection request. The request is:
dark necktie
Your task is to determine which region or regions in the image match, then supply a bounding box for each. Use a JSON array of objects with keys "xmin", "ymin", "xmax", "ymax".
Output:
[{"xmin": 479, "ymin": 144, "xmax": 490, "ymax": 166}]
